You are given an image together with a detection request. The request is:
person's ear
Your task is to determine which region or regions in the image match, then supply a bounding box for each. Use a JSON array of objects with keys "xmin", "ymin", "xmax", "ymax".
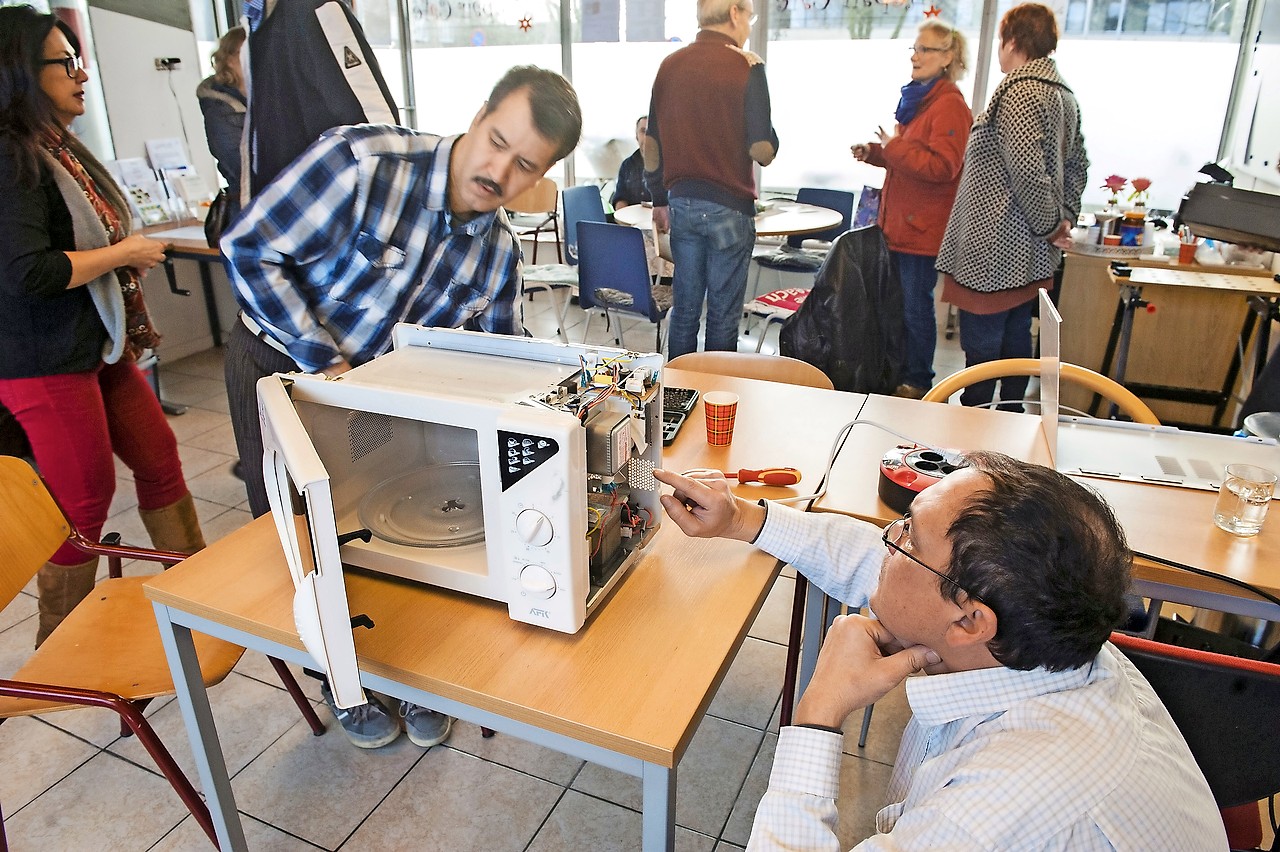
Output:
[
  {"xmin": 945, "ymin": 599, "xmax": 997, "ymax": 649},
  {"xmin": 469, "ymin": 102, "xmax": 487, "ymax": 132}
]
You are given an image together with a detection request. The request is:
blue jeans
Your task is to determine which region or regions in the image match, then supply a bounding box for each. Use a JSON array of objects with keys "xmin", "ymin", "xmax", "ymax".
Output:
[
  {"xmin": 667, "ymin": 197, "xmax": 755, "ymax": 358},
  {"xmin": 957, "ymin": 298, "xmax": 1036, "ymax": 411},
  {"xmin": 892, "ymin": 251, "xmax": 939, "ymax": 390}
]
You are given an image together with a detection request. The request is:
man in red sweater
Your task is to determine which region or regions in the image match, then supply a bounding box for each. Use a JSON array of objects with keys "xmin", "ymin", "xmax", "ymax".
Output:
[{"xmin": 643, "ymin": 0, "xmax": 779, "ymax": 358}]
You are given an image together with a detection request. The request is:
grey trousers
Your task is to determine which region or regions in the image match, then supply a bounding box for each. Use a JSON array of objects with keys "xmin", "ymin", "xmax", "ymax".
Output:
[{"xmin": 224, "ymin": 319, "xmax": 298, "ymax": 518}]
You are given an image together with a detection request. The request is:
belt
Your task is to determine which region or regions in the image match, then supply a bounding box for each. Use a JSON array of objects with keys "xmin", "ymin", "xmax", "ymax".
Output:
[{"xmin": 240, "ymin": 313, "xmax": 293, "ymax": 360}]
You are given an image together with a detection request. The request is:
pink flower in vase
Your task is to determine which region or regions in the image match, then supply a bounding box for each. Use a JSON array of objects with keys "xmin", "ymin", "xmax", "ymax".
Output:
[
  {"xmin": 1100, "ymin": 174, "xmax": 1127, "ymax": 207},
  {"xmin": 1128, "ymin": 177, "xmax": 1152, "ymax": 207}
]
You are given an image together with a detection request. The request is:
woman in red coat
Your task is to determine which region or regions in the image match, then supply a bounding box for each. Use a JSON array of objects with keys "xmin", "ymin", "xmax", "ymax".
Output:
[{"xmin": 852, "ymin": 20, "xmax": 972, "ymax": 398}]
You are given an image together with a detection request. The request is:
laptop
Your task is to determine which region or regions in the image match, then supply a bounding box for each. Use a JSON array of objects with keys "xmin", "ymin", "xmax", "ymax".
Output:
[{"xmin": 1039, "ymin": 291, "xmax": 1280, "ymax": 493}]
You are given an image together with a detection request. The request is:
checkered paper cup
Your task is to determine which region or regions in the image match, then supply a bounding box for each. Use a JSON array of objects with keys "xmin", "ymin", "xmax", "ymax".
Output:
[{"xmin": 703, "ymin": 391, "xmax": 739, "ymax": 446}]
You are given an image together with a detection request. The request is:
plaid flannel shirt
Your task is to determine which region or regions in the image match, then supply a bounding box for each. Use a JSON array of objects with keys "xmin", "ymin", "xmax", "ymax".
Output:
[{"xmin": 222, "ymin": 124, "xmax": 523, "ymax": 372}]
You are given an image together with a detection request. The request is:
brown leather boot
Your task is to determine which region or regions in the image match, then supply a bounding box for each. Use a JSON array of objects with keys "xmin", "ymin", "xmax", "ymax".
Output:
[
  {"xmin": 138, "ymin": 492, "xmax": 207, "ymax": 555},
  {"xmin": 35, "ymin": 557, "xmax": 99, "ymax": 648}
]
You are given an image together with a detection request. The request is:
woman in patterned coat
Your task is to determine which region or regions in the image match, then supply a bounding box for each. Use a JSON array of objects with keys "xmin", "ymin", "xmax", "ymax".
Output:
[
  {"xmin": 935, "ymin": 2, "xmax": 1088, "ymax": 410},
  {"xmin": 852, "ymin": 19, "xmax": 972, "ymax": 399}
]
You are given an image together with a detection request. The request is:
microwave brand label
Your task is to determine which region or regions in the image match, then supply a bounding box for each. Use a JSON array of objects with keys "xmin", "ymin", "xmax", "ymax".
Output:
[{"xmin": 498, "ymin": 431, "xmax": 559, "ymax": 491}]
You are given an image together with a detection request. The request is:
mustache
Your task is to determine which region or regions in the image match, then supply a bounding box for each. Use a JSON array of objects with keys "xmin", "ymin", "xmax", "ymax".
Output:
[{"xmin": 473, "ymin": 176, "xmax": 503, "ymax": 196}]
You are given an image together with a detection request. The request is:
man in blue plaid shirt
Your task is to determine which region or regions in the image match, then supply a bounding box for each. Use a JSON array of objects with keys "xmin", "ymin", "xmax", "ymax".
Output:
[{"xmin": 220, "ymin": 64, "xmax": 581, "ymax": 752}]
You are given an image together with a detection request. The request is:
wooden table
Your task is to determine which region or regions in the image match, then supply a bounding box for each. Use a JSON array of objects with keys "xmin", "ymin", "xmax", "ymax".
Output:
[
  {"xmin": 143, "ymin": 369, "xmax": 863, "ymax": 852},
  {"xmin": 816, "ymin": 394, "xmax": 1280, "ymax": 621},
  {"xmin": 145, "ymin": 372, "xmax": 1280, "ymax": 851},
  {"xmin": 1099, "ymin": 264, "xmax": 1280, "ymax": 427},
  {"xmin": 1058, "ymin": 251, "xmax": 1280, "ymax": 427},
  {"xmin": 613, "ymin": 200, "xmax": 843, "ymax": 238},
  {"xmin": 143, "ymin": 221, "xmax": 227, "ymax": 347}
]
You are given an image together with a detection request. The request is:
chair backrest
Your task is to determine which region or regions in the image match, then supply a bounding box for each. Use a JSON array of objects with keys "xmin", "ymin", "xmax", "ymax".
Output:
[
  {"xmin": 562, "ymin": 184, "xmax": 608, "ymax": 266},
  {"xmin": 506, "ymin": 176, "xmax": 558, "ymax": 215},
  {"xmin": 666, "ymin": 352, "xmax": 835, "ymax": 389},
  {"xmin": 577, "ymin": 221, "xmax": 661, "ymax": 322},
  {"xmin": 1110, "ymin": 631, "xmax": 1280, "ymax": 809},
  {"xmin": 921, "ymin": 358, "xmax": 1160, "ymax": 425},
  {"xmin": 787, "ymin": 187, "xmax": 856, "ymax": 248},
  {"xmin": 0, "ymin": 456, "xmax": 72, "ymax": 609}
]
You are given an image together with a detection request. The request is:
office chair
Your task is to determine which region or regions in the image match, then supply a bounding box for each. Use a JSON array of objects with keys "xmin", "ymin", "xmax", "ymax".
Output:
[
  {"xmin": 749, "ymin": 188, "xmax": 855, "ymax": 300},
  {"xmin": 1110, "ymin": 631, "xmax": 1280, "ymax": 850},
  {"xmin": 506, "ymin": 176, "xmax": 561, "ymax": 264},
  {"xmin": 522, "ymin": 185, "xmax": 609, "ymax": 342},
  {"xmin": 0, "ymin": 455, "xmax": 325, "ymax": 849},
  {"xmin": 922, "ymin": 359, "xmax": 1161, "ymax": 425},
  {"xmin": 577, "ymin": 222, "xmax": 672, "ymax": 352},
  {"xmin": 743, "ymin": 287, "xmax": 811, "ymax": 353}
]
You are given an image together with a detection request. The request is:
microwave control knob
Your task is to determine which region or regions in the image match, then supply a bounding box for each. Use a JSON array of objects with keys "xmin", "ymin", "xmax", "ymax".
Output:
[
  {"xmin": 515, "ymin": 509, "xmax": 554, "ymax": 546},
  {"xmin": 519, "ymin": 565, "xmax": 556, "ymax": 599}
]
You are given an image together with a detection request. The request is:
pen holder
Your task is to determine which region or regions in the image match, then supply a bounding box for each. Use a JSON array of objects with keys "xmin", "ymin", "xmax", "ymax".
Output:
[{"xmin": 1178, "ymin": 241, "xmax": 1197, "ymax": 265}]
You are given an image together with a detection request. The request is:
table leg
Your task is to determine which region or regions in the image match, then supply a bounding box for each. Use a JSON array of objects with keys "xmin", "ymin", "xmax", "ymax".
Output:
[
  {"xmin": 797, "ymin": 584, "xmax": 842, "ymax": 698},
  {"xmin": 152, "ymin": 602, "xmax": 247, "ymax": 851},
  {"xmin": 1107, "ymin": 284, "xmax": 1143, "ymax": 419},
  {"xmin": 196, "ymin": 259, "xmax": 224, "ymax": 346},
  {"xmin": 641, "ymin": 762, "xmax": 675, "ymax": 852}
]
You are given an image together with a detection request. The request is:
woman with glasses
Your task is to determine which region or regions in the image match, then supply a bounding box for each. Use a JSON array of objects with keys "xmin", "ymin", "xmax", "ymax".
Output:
[
  {"xmin": 936, "ymin": 2, "xmax": 1088, "ymax": 411},
  {"xmin": 851, "ymin": 20, "xmax": 971, "ymax": 400},
  {"xmin": 0, "ymin": 5, "xmax": 205, "ymax": 647}
]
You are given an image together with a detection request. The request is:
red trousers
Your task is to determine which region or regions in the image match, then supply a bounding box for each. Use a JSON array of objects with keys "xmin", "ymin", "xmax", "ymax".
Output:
[{"xmin": 0, "ymin": 361, "xmax": 188, "ymax": 564}]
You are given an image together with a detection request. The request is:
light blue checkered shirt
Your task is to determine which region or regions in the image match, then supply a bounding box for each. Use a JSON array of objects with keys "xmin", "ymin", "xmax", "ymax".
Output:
[
  {"xmin": 222, "ymin": 125, "xmax": 523, "ymax": 372},
  {"xmin": 748, "ymin": 503, "xmax": 1227, "ymax": 851}
]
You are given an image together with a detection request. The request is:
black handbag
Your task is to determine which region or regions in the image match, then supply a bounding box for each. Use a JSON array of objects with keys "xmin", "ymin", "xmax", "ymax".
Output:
[{"xmin": 203, "ymin": 189, "xmax": 232, "ymax": 249}]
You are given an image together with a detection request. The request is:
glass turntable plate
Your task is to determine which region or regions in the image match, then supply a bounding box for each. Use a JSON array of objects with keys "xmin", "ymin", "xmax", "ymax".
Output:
[{"xmin": 358, "ymin": 462, "xmax": 485, "ymax": 547}]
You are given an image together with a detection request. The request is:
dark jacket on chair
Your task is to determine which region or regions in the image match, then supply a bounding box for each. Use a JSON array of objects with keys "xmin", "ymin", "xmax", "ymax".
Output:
[{"xmin": 780, "ymin": 226, "xmax": 904, "ymax": 394}]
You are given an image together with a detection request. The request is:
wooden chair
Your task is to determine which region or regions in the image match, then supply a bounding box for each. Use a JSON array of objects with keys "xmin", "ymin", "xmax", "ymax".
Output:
[
  {"xmin": 506, "ymin": 176, "xmax": 561, "ymax": 264},
  {"xmin": 0, "ymin": 455, "xmax": 325, "ymax": 848},
  {"xmin": 922, "ymin": 358, "xmax": 1161, "ymax": 425},
  {"xmin": 1110, "ymin": 631, "xmax": 1280, "ymax": 849},
  {"xmin": 666, "ymin": 351, "xmax": 834, "ymax": 390}
]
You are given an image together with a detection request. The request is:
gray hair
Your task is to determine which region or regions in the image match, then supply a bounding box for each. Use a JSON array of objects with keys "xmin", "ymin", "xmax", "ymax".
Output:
[{"xmin": 919, "ymin": 19, "xmax": 969, "ymax": 82}]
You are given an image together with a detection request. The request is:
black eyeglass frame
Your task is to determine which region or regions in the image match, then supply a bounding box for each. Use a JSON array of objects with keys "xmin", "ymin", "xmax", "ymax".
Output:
[
  {"xmin": 909, "ymin": 44, "xmax": 949, "ymax": 54},
  {"xmin": 41, "ymin": 55, "xmax": 84, "ymax": 79},
  {"xmin": 881, "ymin": 515, "xmax": 988, "ymax": 607}
]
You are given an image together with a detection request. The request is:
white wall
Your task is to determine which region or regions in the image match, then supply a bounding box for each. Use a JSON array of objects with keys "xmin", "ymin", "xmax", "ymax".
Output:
[
  {"xmin": 88, "ymin": 6, "xmax": 217, "ymax": 195},
  {"xmin": 89, "ymin": 6, "xmax": 227, "ymax": 361}
]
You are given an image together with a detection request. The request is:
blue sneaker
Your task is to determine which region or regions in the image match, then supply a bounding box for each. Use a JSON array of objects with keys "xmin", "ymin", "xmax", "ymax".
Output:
[
  {"xmin": 320, "ymin": 682, "xmax": 402, "ymax": 749},
  {"xmin": 400, "ymin": 702, "xmax": 452, "ymax": 747}
]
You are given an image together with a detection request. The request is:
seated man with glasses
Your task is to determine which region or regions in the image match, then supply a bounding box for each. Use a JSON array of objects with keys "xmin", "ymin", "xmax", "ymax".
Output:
[{"xmin": 652, "ymin": 454, "xmax": 1224, "ymax": 850}]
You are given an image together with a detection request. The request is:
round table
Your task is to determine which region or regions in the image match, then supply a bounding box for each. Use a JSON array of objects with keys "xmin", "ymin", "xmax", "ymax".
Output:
[{"xmin": 613, "ymin": 199, "xmax": 843, "ymax": 237}]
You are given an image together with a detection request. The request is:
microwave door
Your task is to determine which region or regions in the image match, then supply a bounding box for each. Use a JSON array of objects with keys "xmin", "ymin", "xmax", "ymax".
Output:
[{"xmin": 257, "ymin": 376, "xmax": 365, "ymax": 709}]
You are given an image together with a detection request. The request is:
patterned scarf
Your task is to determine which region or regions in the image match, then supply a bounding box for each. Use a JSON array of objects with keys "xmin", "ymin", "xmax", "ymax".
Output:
[
  {"xmin": 41, "ymin": 128, "xmax": 160, "ymax": 361},
  {"xmin": 894, "ymin": 77, "xmax": 939, "ymax": 126}
]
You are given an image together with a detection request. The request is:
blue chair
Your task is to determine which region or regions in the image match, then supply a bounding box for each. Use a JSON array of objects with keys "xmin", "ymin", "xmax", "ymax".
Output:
[
  {"xmin": 577, "ymin": 221, "xmax": 672, "ymax": 351},
  {"xmin": 749, "ymin": 187, "xmax": 855, "ymax": 299},
  {"xmin": 523, "ymin": 185, "xmax": 608, "ymax": 341}
]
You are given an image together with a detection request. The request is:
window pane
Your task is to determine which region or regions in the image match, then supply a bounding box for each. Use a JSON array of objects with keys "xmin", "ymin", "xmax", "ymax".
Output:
[
  {"xmin": 765, "ymin": 0, "xmax": 987, "ymax": 193},
  {"xmin": 980, "ymin": 0, "xmax": 1241, "ymax": 209}
]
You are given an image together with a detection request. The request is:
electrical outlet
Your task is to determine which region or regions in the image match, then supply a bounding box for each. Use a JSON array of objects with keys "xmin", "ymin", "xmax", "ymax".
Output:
[{"xmin": 154, "ymin": 57, "xmax": 181, "ymax": 70}]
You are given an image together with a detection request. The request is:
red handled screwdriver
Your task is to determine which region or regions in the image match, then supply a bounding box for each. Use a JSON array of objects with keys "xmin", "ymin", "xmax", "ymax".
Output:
[{"xmin": 724, "ymin": 467, "xmax": 802, "ymax": 486}]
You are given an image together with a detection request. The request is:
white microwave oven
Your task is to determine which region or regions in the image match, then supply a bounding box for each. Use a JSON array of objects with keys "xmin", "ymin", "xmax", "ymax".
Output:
[{"xmin": 257, "ymin": 325, "xmax": 665, "ymax": 707}]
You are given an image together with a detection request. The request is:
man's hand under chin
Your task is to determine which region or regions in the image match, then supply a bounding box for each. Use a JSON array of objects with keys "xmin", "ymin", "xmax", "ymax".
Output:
[{"xmin": 794, "ymin": 615, "xmax": 940, "ymax": 730}]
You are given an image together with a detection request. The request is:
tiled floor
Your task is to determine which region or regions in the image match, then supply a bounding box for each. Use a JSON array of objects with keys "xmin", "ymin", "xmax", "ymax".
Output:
[{"xmin": 0, "ymin": 288, "xmax": 967, "ymax": 850}]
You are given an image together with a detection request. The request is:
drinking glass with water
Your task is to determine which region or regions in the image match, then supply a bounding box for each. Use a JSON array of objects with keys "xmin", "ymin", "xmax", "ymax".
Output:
[{"xmin": 1213, "ymin": 463, "xmax": 1278, "ymax": 536}]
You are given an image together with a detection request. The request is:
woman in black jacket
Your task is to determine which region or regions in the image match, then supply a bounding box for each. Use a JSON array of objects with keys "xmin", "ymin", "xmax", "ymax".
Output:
[
  {"xmin": 196, "ymin": 26, "xmax": 246, "ymax": 219},
  {"xmin": 0, "ymin": 5, "xmax": 205, "ymax": 646}
]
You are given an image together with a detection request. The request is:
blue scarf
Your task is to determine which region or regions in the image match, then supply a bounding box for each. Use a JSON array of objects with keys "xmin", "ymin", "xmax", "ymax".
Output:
[{"xmin": 895, "ymin": 78, "xmax": 939, "ymax": 126}]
